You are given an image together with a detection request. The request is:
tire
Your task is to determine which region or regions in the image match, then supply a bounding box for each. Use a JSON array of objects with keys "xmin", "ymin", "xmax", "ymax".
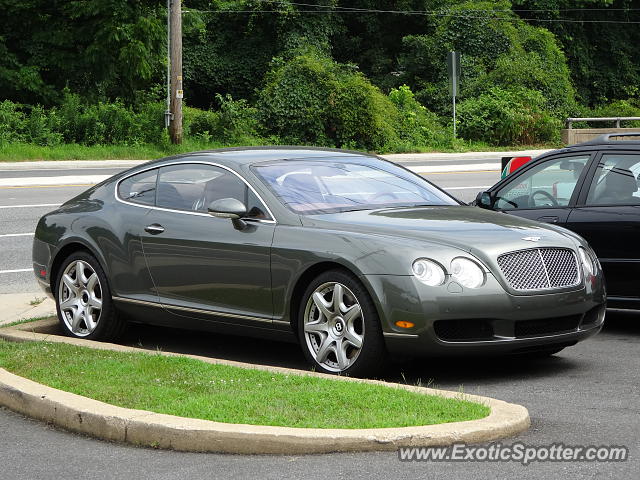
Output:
[
  {"xmin": 297, "ymin": 269, "xmax": 387, "ymax": 377},
  {"xmin": 54, "ymin": 251, "xmax": 126, "ymax": 341}
]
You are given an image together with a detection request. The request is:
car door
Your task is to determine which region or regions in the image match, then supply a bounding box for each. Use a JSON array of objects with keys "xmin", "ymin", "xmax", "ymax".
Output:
[
  {"xmin": 140, "ymin": 162, "xmax": 276, "ymax": 325},
  {"xmin": 111, "ymin": 167, "xmax": 160, "ymax": 303},
  {"xmin": 490, "ymin": 153, "xmax": 594, "ymax": 226},
  {"xmin": 565, "ymin": 152, "xmax": 640, "ymax": 302}
]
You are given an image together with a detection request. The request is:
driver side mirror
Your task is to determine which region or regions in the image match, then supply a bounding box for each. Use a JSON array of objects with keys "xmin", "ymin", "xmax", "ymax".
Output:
[
  {"xmin": 475, "ymin": 191, "xmax": 494, "ymax": 209},
  {"xmin": 208, "ymin": 198, "xmax": 248, "ymax": 230}
]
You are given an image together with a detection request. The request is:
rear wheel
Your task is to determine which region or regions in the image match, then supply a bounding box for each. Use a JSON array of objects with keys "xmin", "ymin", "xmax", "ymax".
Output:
[
  {"xmin": 55, "ymin": 251, "xmax": 125, "ymax": 341},
  {"xmin": 297, "ymin": 270, "xmax": 386, "ymax": 377}
]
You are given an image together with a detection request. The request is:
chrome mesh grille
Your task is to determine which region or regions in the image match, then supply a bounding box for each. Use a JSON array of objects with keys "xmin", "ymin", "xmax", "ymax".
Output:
[{"xmin": 497, "ymin": 248, "xmax": 580, "ymax": 291}]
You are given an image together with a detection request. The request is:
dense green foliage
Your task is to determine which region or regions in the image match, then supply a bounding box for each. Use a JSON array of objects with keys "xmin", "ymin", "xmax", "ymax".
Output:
[{"xmin": 1, "ymin": 0, "xmax": 638, "ymax": 150}]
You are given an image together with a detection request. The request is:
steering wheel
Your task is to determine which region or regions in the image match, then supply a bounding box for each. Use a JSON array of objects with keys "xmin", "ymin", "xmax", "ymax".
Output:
[
  {"xmin": 530, "ymin": 190, "xmax": 559, "ymax": 207},
  {"xmin": 368, "ymin": 192, "xmax": 400, "ymax": 203}
]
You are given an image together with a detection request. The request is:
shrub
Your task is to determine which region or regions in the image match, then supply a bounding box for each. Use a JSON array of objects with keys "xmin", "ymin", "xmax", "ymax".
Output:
[
  {"xmin": 457, "ymin": 87, "xmax": 560, "ymax": 145},
  {"xmin": 388, "ymin": 85, "xmax": 450, "ymax": 148},
  {"xmin": 0, "ymin": 100, "xmax": 27, "ymax": 144},
  {"xmin": 257, "ymin": 50, "xmax": 399, "ymax": 150}
]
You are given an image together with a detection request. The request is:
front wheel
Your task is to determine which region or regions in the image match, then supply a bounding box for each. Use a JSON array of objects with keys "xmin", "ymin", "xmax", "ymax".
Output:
[
  {"xmin": 55, "ymin": 251, "xmax": 125, "ymax": 341},
  {"xmin": 297, "ymin": 270, "xmax": 386, "ymax": 377}
]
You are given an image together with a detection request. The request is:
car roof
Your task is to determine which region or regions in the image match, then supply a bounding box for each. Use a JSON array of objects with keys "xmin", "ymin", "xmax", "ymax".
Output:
[
  {"xmin": 145, "ymin": 146, "xmax": 377, "ymax": 168},
  {"xmin": 533, "ymin": 132, "xmax": 640, "ymax": 161}
]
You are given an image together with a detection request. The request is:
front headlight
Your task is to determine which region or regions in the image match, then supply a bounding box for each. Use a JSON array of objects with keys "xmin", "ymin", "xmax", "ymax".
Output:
[
  {"xmin": 578, "ymin": 247, "xmax": 595, "ymax": 275},
  {"xmin": 450, "ymin": 257, "xmax": 485, "ymax": 289},
  {"xmin": 412, "ymin": 259, "xmax": 446, "ymax": 286}
]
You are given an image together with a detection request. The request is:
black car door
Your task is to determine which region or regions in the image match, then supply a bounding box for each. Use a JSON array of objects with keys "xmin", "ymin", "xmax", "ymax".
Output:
[
  {"xmin": 489, "ymin": 153, "xmax": 594, "ymax": 226},
  {"xmin": 565, "ymin": 152, "xmax": 640, "ymax": 303},
  {"xmin": 140, "ymin": 162, "xmax": 276, "ymax": 325}
]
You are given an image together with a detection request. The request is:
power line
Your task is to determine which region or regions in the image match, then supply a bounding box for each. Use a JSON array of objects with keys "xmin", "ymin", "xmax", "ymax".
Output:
[
  {"xmin": 182, "ymin": 8, "xmax": 640, "ymax": 24},
  {"xmin": 255, "ymin": 0, "xmax": 640, "ymax": 13}
]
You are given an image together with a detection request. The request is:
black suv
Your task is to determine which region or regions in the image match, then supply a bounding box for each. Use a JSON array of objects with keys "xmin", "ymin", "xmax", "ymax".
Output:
[{"xmin": 476, "ymin": 133, "xmax": 640, "ymax": 310}]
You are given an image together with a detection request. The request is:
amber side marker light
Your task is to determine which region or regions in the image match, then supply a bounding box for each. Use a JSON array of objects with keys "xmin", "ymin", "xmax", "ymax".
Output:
[{"xmin": 395, "ymin": 321, "xmax": 415, "ymax": 329}]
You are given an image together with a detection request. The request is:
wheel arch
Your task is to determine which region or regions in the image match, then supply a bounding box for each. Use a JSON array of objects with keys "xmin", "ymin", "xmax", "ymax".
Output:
[
  {"xmin": 288, "ymin": 261, "xmax": 383, "ymax": 335},
  {"xmin": 49, "ymin": 239, "xmax": 108, "ymax": 293}
]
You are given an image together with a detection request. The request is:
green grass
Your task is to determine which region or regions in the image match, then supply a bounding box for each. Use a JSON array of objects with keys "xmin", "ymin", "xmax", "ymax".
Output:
[
  {"xmin": 0, "ymin": 140, "xmax": 560, "ymax": 162},
  {"xmin": 0, "ymin": 340, "xmax": 489, "ymax": 429}
]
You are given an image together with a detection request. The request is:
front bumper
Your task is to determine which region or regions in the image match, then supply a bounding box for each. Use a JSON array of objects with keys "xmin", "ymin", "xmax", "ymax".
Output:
[{"xmin": 363, "ymin": 272, "xmax": 606, "ymax": 357}]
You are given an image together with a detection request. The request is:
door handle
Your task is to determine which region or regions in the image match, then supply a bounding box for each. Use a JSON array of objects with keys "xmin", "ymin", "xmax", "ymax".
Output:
[
  {"xmin": 537, "ymin": 216, "xmax": 559, "ymax": 224},
  {"xmin": 144, "ymin": 224, "xmax": 165, "ymax": 235}
]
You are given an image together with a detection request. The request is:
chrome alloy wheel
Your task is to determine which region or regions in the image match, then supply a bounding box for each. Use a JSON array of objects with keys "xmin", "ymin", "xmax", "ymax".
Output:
[
  {"xmin": 57, "ymin": 260, "xmax": 103, "ymax": 337},
  {"xmin": 303, "ymin": 282, "xmax": 365, "ymax": 373}
]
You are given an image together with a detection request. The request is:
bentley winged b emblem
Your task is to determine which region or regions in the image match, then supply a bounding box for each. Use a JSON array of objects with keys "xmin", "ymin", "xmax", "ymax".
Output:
[{"xmin": 522, "ymin": 236, "xmax": 542, "ymax": 242}]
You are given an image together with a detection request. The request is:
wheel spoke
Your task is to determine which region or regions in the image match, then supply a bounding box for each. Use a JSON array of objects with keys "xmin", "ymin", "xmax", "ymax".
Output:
[
  {"xmin": 86, "ymin": 273, "xmax": 99, "ymax": 292},
  {"xmin": 315, "ymin": 336, "xmax": 335, "ymax": 364},
  {"xmin": 62, "ymin": 274, "xmax": 78, "ymax": 295},
  {"xmin": 76, "ymin": 261, "xmax": 89, "ymax": 286},
  {"xmin": 59, "ymin": 296, "xmax": 77, "ymax": 311},
  {"xmin": 312, "ymin": 292, "xmax": 333, "ymax": 319},
  {"xmin": 332, "ymin": 283, "xmax": 344, "ymax": 313},
  {"xmin": 88, "ymin": 294, "xmax": 102, "ymax": 309},
  {"xmin": 70, "ymin": 308, "xmax": 84, "ymax": 333},
  {"xmin": 344, "ymin": 328, "xmax": 363, "ymax": 349},
  {"xmin": 335, "ymin": 339, "xmax": 350, "ymax": 370},
  {"xmin": 342, "ymin": 303, "xmax": 361, "ymax": 325},
  {"xmin": 304, "ymin": 320, "xmax": 328, "ymax": 334},
  {"xmin": 84, "ymin": 311, "xmax": 97, "ymax": 331}
]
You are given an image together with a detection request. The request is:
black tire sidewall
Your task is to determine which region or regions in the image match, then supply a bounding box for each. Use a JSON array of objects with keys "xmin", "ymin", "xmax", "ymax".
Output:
[
  {"xmin": 54, "ymin": 251, "xmax": 115, "ymax": 340},
  {"xmin": 297, "ymin": 269, "xmax": 386, "ymax": 376}
]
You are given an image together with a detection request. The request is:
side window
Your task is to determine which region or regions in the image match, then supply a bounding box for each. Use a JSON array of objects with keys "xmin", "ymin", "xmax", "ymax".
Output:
[
  {"xmin": 156, "ymin": 163, "xmax": 272, "ymax": 219},
  {"xmin": 495, "ymin": 155, "xmax": 590, "ymax": 210},
  {"xmin": 118, "ymin": 169, "xmax": 157, "ymax": 206},
  {"xmin": 157, "ymin": 164, "xmax": 228, "ymax": 211},
  {"xmin": 585, "ymin": 154, "xmax": 640, "ymax": 206}
]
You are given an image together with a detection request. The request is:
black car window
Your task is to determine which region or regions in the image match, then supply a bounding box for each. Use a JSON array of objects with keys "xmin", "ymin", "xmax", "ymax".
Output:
[
  {"xmin": 118, "ymin": 169, "xmax": 158, "ymax": 206},
  {"xmin": 585, "ymin": 154, "xmax": 640, "ymax": 206},
  {"xmin": 494, "ymin": 155, "xmax": 589, "ymax": 210},
  {"xmin": 157, "ymin": 163, "xmax": 272, "ymax": 219}
]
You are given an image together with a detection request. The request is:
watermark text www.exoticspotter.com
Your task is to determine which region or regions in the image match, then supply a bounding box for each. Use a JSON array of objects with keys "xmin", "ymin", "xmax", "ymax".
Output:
[{"xmin": 398, "ymin": 442, "xmax": 629, "ymax": 466}]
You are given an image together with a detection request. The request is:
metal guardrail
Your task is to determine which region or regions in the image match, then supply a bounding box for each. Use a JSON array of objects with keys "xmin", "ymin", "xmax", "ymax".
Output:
[{"xmin": 566, "ymin": 117, "xmax": 640, "ymax": 129}]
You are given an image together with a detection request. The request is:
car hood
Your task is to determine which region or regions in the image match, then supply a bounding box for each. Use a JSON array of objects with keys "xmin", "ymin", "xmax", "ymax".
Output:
[{"xmin": 301, "ymin": 206, "xmax": 578, "ymax": 258}]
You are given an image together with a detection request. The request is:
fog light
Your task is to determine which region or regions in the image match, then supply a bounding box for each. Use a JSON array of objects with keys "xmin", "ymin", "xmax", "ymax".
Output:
[{"xmin": 395, "ymin": 321, "xmax": 415, "ymax": 329}]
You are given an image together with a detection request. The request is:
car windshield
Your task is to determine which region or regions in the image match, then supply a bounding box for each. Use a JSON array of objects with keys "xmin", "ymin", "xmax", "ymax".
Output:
[{"xmin": 253, "ymin": 159, "xmax": 458, "ymax": 214}]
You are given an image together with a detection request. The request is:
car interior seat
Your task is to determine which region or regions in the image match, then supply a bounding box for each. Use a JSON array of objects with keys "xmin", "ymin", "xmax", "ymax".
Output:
[{"xmin": 596, "ymin": 167, "xmax": 640, "ymax": 205}]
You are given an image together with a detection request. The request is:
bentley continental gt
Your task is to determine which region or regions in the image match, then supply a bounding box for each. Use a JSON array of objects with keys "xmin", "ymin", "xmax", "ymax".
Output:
[{"xmin": 33, "ymin": 147, "xmax": 606, "ymax": 376}]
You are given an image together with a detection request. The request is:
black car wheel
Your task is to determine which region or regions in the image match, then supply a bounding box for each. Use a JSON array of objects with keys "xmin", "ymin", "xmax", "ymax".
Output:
[
  {"xmin": 298, "ymin": 269, "xmax": 386, "ymax": 376},
  {"xmin": 55, "ymin": 251, "xmax": 125, "ymax": 341}
]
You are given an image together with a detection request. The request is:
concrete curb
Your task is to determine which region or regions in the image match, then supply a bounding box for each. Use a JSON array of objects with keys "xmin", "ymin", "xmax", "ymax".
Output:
[
  {"xmin": 0, "ymin": 293, "xmax": 56, "ymax": 326},
  {"xmin": 0, "ymin": 319, "xmax": 530, "ymax": 454}
]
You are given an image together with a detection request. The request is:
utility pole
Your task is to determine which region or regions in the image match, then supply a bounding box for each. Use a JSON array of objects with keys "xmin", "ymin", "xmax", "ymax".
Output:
[{"xmin": 168, "ymin": 0, "xmax": 183, "ymax": 144}]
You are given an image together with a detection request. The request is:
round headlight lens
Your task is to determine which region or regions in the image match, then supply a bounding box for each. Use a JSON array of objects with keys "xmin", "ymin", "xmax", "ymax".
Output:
[
  {"xmin": 578, "ymin": 247, "xmax": 594, "ymax": 275},
  {"xmin": 412, "ymin": 259, "xmax": 446, "ymax": 286},
  {"xmin": 450, "ymin": 257, "xmax": 485, "ymax": 289}
]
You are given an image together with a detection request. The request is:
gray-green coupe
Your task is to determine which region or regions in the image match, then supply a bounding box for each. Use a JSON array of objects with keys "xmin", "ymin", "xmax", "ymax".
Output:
[{"xmin": 33, "ymin": 148, "xmax": 606, "ymax": 375}]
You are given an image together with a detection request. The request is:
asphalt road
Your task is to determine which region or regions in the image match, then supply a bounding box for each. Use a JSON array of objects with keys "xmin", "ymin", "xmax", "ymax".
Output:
[
  {"xmin": 1, "ymin": 313, "xmax": 638, "ymax": 479},
  {"xmin": 0, "ymin": 157, "xmax": 501, "ymax": 294}
]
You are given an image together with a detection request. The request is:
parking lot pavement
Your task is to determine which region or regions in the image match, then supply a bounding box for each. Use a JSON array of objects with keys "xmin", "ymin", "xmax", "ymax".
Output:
[{"xmin": 1, "ymin": 312, "xmax": 638, "ymax": 479}]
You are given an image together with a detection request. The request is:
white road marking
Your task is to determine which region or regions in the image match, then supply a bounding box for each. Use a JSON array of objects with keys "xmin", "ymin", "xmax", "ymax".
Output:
[
  {"xmin": 0, "ymin": 268, "xmax": 31, "ymax": 274},
  {"xmin": 0, "ymin": 203, "xmax": 60, "ymax": 209},
  {"xmin": 407, "ymin": 163, "xmax": 500, "ymax": 173},
  {"xmin": 0, "ymin": 175, "xmax": 109, "ymax": 187},
  {"xmin": 0, "ymin": 233, "xmax": 34, "ymax": 238}
]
